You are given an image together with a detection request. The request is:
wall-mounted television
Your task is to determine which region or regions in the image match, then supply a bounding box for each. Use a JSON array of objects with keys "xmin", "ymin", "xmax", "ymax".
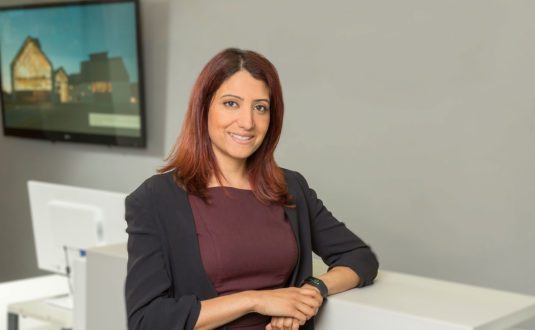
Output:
[{"xmin": 0, "ymin": 0, "xmax": 146, "ymax": 148}]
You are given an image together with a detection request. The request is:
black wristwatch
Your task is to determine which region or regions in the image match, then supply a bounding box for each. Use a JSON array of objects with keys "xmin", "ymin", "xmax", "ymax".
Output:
[{"xmin": 301, "ymin": 276, "xmax": 328, "ymax": 298}]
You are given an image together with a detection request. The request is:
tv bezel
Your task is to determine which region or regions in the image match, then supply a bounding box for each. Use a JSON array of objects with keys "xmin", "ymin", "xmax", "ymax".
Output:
[{"xmin": 0, "ymin": 0, "xmax": 146, "ymax": 148}]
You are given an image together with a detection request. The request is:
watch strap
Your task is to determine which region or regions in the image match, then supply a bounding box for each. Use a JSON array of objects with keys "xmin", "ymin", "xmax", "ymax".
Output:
[{"xmin": 301, "ymin": 276, "xmax": 328, "ymax": 298}]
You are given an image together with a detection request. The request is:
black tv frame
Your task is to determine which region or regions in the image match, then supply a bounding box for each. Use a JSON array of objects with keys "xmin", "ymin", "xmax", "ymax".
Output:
[{"xmin": 0, "ymin": 0, "xmax": 146, "ymax": 148}]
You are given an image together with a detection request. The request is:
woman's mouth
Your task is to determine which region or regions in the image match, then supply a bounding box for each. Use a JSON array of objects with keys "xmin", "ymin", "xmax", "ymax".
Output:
[{"xmin": 229, "ymin": 132, "xmax": 254, "ymax": 144}]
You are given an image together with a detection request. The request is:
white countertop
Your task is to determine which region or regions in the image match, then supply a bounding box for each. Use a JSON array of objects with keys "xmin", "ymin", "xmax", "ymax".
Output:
[{"xmin": 315, "ymin": 270, "xmax": 535, "ymax": 330}]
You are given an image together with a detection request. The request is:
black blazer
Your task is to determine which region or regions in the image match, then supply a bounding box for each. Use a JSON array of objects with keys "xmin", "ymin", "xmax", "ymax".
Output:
[{"xmin": 125, "ymin": 168, "xmax": 379, "ymax": 330}]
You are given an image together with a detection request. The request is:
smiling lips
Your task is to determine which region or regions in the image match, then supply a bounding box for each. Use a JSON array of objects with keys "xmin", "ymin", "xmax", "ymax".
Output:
[{"xmin": 229, "ymin": 132, "xmax": 254, "ymax": 144}]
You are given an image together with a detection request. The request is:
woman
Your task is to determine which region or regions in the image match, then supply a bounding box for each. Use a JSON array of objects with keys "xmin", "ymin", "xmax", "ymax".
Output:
[{"xmin": 125, "ymin": 48, "xmax": 379, "ymax": 330}]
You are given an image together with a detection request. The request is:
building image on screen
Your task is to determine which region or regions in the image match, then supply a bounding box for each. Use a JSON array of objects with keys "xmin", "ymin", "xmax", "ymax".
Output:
[{"xmin": 0, "ymin": 0, "xmax": 145, "ymax": 147}]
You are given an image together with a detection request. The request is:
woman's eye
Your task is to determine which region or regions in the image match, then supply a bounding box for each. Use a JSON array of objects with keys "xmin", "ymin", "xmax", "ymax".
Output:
[
  {"xmin": 255, "ymin": 104, "xmax": 269, "ymax": 113},
  {"xmin": 223, "ymin": 101, "xmax": 238, "ymax": 108}
]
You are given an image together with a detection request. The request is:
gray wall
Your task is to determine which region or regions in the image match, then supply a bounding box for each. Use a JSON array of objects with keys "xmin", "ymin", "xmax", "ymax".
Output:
[
  {"xmin": 1, "ymin": 0, "xmax": 534, "ymax": 322},
  {"xmin": 167, "ymin": 0, "xmax": 535, "ymax": 297}
]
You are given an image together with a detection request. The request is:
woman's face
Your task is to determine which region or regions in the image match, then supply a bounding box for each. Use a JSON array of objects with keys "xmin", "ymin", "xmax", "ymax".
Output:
[{"xmin": 207, "ymin": 70, "xmax": 271, "ymax": 169}]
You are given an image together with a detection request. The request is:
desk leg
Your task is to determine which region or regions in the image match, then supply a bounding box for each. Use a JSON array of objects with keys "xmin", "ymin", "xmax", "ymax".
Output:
[{"xmin": 7, "ymin": 313, "xmax": 18, "ymax": 330}]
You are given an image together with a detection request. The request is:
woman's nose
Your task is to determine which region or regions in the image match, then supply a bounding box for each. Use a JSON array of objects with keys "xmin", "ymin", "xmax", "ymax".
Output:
[{"xmin": 237, "ymin": 107, "xmax": 255, "ymax": 130}]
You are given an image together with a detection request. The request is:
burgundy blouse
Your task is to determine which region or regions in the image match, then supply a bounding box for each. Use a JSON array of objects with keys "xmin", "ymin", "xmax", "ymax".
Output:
[{"xmin": 188, "ymin": 187, "xmax": 298, "ymax": 329}]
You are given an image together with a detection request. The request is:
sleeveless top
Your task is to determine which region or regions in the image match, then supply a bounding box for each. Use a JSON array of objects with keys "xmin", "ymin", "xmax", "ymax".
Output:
[{"xmin": 188, "ymin": 187, "xmax": 298, "ymax": 329}]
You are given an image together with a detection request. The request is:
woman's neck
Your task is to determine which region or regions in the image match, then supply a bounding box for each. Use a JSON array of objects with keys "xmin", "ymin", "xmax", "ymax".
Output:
[{"xmin": 208, "ymin": 161, "xmax": 250, "ymax": 189}]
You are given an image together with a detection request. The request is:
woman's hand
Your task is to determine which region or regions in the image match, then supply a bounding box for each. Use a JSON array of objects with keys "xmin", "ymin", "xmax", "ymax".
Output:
[
  {"xmin": 264, "ymin": 284, "xmax": 323, "ymax": 330},
  {"xmin": 251, "ymin": 287, "xmax": 323, "ymax": 324}
]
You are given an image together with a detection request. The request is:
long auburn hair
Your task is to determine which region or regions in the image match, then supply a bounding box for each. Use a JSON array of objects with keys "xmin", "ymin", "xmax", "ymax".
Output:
[{"xmin": 159, "ymin": 48, "xmax": 293, "ymax": 206}]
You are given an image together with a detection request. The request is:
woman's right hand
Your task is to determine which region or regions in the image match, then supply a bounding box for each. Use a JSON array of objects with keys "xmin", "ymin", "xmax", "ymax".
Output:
[{"xmin": 250, "ymin": 287, "xmax": 323, "ymax": 325}]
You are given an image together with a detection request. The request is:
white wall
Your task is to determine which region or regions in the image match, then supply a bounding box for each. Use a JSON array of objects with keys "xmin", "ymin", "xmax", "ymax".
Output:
[{"xmin": 1, "ymin": 2, "xmax": 534, "ymax": 326}]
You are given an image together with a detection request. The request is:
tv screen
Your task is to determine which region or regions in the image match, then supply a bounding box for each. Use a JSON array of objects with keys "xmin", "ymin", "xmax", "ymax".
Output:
[{"xmin": 0, "ymin": 0, "xmax": 146, "ymax": 147}]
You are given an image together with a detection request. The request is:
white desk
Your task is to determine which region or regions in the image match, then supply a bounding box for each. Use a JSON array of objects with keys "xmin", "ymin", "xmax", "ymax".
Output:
[
  {"xmin": 7, "ymin": 298, "xmax": 71, "ymax": 330},
  {"xmin": 314, "ymin": 269, "xmax": 535, "ymax": 330},
  {"xmin": 84, "ymin": 245, "xmax": 535, "ymax": 330},
  {"xmin": 0, "ymin": 275, "xmax": 69, "ymax": 330}
]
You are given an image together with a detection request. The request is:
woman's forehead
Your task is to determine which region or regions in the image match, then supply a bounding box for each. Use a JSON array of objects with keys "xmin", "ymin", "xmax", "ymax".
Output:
[{"xmin": 215, "ymin": 70, "xmax": 269, "ymax": 99}]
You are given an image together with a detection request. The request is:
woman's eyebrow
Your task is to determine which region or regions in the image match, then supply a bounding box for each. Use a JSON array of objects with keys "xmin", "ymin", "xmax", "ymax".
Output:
[
  {"xmin": 220, "ymin": 94, "xmax": 270, "ymax": 103},
  {"xmin": 220, "ymin": 94, "xmax": 244, "ymax": 100}
]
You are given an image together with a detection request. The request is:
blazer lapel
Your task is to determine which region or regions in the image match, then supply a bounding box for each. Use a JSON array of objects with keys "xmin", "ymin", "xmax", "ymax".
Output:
[{"xmin": 284, "ymin": 175, "xmax": 302, "ymax": 286}]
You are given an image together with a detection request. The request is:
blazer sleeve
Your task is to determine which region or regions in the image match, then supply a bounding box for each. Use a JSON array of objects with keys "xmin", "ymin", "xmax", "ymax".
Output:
[
  {"xmin": 124, "ymin": 183, "xmax": 201, "ymax": 330},
  {"xmin": 293, "ymin": 171, "xmax": 379, "ymax": 288}
]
